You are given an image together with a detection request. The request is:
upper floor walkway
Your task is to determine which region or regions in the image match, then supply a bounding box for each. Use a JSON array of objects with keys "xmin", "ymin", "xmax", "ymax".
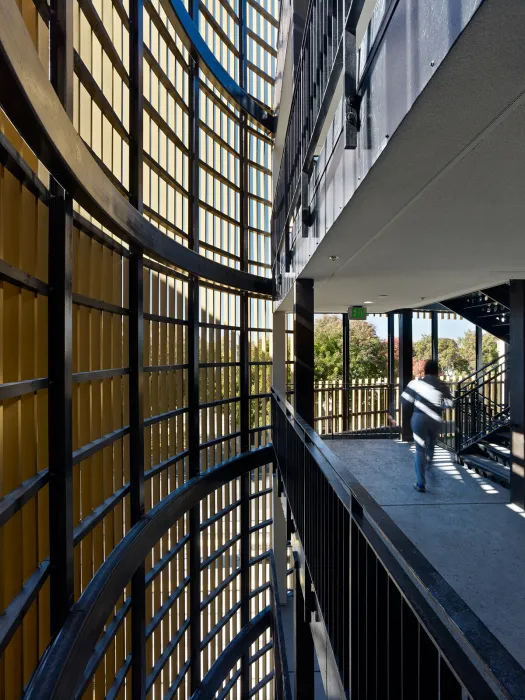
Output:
[
  {"xmin": 326, "ymin": 437, "xmax": 525, "ymax": 672},
  {"xmin": 272, "ymin": 0, "xmax": 525, "ymax": 315}
]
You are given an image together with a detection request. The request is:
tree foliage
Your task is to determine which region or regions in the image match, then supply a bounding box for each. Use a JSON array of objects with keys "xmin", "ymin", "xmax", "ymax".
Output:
[
  {"xmin": 457, "ymin": 330, "xmax": 499, "ymax": 371},
  {"xmin": 314, "ymin": 315, "xmax": 343, "ymax": 381},
  {"xmin": 313, "ymin": 317, "xmax": 388, "ymax": 381},
  {"xmin": 349, "ymin": 321, "xmax": 387, "ymax": 379},
  {"xmin": 313, "ymin": 315, "xmax": 501, "ymax": 382}
]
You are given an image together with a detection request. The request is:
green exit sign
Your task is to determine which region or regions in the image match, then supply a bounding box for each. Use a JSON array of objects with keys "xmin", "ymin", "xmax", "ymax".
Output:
[{"xmin": 349, "ymin": 306, "xmax": 367, "ymax": 320}]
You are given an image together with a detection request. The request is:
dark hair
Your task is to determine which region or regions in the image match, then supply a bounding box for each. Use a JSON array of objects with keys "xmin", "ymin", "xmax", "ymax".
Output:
[{"xmin": 424, "ymin": 359, "xmax": 439, "ymax": 376}]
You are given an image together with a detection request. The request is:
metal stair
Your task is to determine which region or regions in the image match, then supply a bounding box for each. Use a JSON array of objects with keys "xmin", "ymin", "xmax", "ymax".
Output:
[
  {"xmin": 441, "ymin": 284, "xmax": 510, "ymax": 342},
  {"xmin": 441, "ymin": 355, "xmax": 511, "ymax": 485}
]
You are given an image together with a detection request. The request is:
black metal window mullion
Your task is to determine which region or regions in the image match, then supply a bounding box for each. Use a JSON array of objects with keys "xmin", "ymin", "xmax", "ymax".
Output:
[
  {"xmin": 48, "ymin": 0, "xmax": 75, "ymax": 640},
  {"xmin": 188, "ymin": 0, "xmax": 202, "ymax": 683},
  {"xmin": 129, "ymin": 1, "xmax": 146, "ymax": 696},
  {"xmin": 239, "ymin": 0, "xmax": 252, "ymax": 691}
]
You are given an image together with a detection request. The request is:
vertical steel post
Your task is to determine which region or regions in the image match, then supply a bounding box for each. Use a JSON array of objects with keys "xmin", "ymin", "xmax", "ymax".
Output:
[
  {"xmin": 399, "ymin": 310, "xmax": 413, "ymax": 442},
  {"xmin": 48, "ymin": 0, "xmax": 74, "ymax": 639},
  {"xmin": 431, "ymin": 311, "xmax": 439, "ymax": 364},
  {"xmin": 294, "ymin": 279, "xmax": 314, "ymax": 425},
  {"xmin": 342, "ymin": 312, "xmax": 350, "ymax": 432},
  {"xmin": 188, "ymin": 276, "xmax": 201, "ymax": 692},
  {"xmin": 129, "ymin": 250, "xmax": 145, "ymax": 699},
  {"xmin": 509, "ymin": 280, "xmax": 525, "ymax": 506},
  {"xmin": 387, "ymin": 312, "xmax": 396, "ymax": 424},
  {"xmin": 239, "ymin": 1, "xmax": 251, "ymax": 689},
  {"xmin": 129, "ymin": 1, "xmax": 145, "ymax": 695},
  {"xmin": 188, "ymin": 0, "xmax": 202, "ymax": 683},
  {"xmin": 475, "ymin": 325, "xmax": 483, "ymax": 372}
]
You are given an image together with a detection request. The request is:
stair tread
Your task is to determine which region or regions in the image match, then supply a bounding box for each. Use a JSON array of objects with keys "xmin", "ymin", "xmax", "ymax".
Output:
[
  {"xmin": 480, "ymin": 441, "xmax": 510, "ymax": 455},
  {"xmin": 462, "ymin": 454, "xmax": 510, "ymax": 483}
]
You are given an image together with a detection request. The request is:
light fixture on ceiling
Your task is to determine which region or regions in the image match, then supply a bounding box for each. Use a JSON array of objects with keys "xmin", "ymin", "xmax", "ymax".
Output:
[
  {"xmin": 378, "ymin": 294, "xmax": 388, "ymax": 298},
  {"xmin": 329, "ymin": 255, "xmax": 339, "ymax": 262},
  {"xmin": 364, "ymin": 301, "xmax": 374, "ymax": 304}
]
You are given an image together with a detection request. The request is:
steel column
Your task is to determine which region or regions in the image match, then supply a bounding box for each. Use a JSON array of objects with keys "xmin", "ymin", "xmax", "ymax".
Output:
[
  {"xmin": 387, "ymin": 312, "xmax": 396, "ymax": 422},
  {"xmin": 187, "ymin": 0, "xmax": 202, "ymax": 680},
  {"xmin": 240, "ymin": 290, "xmax": 251, "ymax": 698},
  {"xmin": 294, "ymin": 279, "xmax": 314, "ymax": 425},
  {"xmin": 475, "ymin": 325, "xmax": 483, "ymax": 372},
  {"xmin": 188, "ymin": 276, "xmax": 201, "ymax": 693},
  {"xmin": 48, "ymin": 0, "xmax": 74, "ymax": 639},
  {"xmin": 129, "ymin": 1, "xmax": 145, "ymax": 695},
  {"xmin": 129, "ymin": 249, "xmax": 146, "ymax": 700},
  {"xmin": 431, "ymin": 311, "xmax": 439, "ymax": 363},
  {"xmin": 510, "ymin": 280, "xmax": 525, "ymax": 506},
  {"xmin": 273, "ymin": 311, "xmax": 287, "ymax": 394},
  {"xmin": 239, "ymin": 1, "xmax": 251, "ymax": 686},
  {"xmin": 399, "ymin": 310, "xmax": 413, "ymax": 442},
  {"xmin": 129, "ymin": 0, "xmax": 144, "ymax": 214},
  {"xmin": 342, "ymin": 312, "xmax": 350, "ymax": 432}
]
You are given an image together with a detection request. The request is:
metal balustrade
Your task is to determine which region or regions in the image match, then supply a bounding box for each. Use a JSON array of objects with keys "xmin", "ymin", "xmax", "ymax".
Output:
[
  {"xmin": 439, "ymin": 356, "xmax": 510, "ymax": 454},
  {"xmin": 272, "ymin": 386, "xmax": 525, "ymax": 699},
  {"xmin": 272, "ymin": 0, "xmax": 366, "ymax": 275}
]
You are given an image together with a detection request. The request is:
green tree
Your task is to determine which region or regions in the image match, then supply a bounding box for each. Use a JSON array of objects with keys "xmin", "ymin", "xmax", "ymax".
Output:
[
  {"xmin": 457, "ymin": 330, "xmax": 499, "ymax": 372},
  {"xmin": 349, "ymin": 321, "xmax": 387, "ymax": 379},
  {"xmin": 314, "ymin": 315, "xmax": 343, "ymax": 381},
  {"xmin": 413, "ymin": 335, "xmax": 469, "ymax": 376}
]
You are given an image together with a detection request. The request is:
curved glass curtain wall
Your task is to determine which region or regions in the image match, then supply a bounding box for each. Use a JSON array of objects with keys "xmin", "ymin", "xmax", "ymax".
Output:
[{"xmin": 0, "ymin": 0, "xmax": 278, "ymax": 697}]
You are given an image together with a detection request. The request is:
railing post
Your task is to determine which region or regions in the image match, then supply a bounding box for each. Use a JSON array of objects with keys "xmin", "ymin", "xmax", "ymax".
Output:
[{"xmin": 48, "ymin": 0, "xmax": 74, "ymax": 640}]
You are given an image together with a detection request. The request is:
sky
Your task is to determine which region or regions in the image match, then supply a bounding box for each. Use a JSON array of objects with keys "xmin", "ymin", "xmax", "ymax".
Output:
[{"xmin": 366, "ymin": 316, "xmax": 474, "ymax": 341}]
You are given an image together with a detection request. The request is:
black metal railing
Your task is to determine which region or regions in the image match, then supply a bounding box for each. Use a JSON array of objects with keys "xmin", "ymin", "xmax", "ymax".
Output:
[
  {"xmin": 440, "ymin": 356, "xmax": 509, "ymax": 453},
  {"xmin": 272, "ymin": 386, "xmax": 525, "ymax": 699},
  {"xmin": 272, "ymin": 0, "xmax": 367, "ymax": 274}
]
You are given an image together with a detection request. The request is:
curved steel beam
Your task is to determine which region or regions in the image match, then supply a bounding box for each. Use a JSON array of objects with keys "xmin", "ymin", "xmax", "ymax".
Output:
[
  {"xmin": 0, "ymin": 0, "xmax": 272, "ymax": 296},
  {"xmin": 24, "ymin": 446, "xmax": 273, "ymax": 700},
  {"xmin": 160, "ymin": 0, "xmax": 276, "ymax": 133},
  {"xmin": 190, "ymin": 608, "xmax": 272, "ymax": 700}
]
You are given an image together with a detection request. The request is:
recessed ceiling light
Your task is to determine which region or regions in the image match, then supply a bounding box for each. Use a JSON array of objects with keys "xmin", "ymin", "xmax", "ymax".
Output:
[
  {"xmin": 378, "ymin": 294, "xmax": 388, "ymax": 298},
  {"xmin": 329, "ymin": 255, "xmax": 339, "ymax": 262},
  {"xmin": 364, "ymin": 301, "xmax": 374, "ymax": 304}
]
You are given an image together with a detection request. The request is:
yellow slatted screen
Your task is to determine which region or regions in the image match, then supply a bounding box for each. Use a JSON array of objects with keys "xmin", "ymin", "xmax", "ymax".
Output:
[{"xmin": 0, "ymin": 0, "xmax": 277, "ymax": 696}]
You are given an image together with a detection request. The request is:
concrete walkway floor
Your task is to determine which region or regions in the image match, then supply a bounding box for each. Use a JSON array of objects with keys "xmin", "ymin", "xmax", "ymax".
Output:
[{"xmin": 323, "ymin": 438, "xmax": 525, "ymax": 670}]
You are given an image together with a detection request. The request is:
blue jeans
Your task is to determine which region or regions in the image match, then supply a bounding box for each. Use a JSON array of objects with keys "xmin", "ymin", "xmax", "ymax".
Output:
[{"xmin": 411, "ymin": 413, "xmax": 439, "ymax": 487}]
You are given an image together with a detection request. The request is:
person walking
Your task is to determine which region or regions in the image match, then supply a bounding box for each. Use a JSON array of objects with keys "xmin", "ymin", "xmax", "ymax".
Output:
[{"xmin": 401, "ymin": 359, "xmax": 453, "ymax": 492}]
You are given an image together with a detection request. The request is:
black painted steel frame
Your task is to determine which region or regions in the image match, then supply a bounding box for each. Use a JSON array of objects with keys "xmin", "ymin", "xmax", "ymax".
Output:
[
  {"xmin": 0, "ymin": 0, "xmax": 272, "ymax": 296},
  {"xmin": 24, "ymin": 448, "xmax": 273, "ymax": 700},
  {"xmin": 272, "ymin": 387, "xmax": 525, "ymax": 699},
  {"xmin": 272, "ymin": 0, "xmax": 372, "ymax": 281},
  {"xmin": 0, "ymin": 0, "xmax": 277, "ymax": 696}
]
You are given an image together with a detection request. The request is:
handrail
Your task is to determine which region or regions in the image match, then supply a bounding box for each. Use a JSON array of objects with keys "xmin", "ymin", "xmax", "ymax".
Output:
[
  {"xmin": 272, "ymin": 386, "xmax": 525, "ymax": 699},
  {"xmin": 457, "ymin": 354, "xmax": 508, "ymax": 389},
  {"xmin": 0, "ymin": 0, "xmax": 271, "ymax": 296},
  {"xmin": 24, "ymin": 446, "xmax": 273, "ymax": 700}
]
